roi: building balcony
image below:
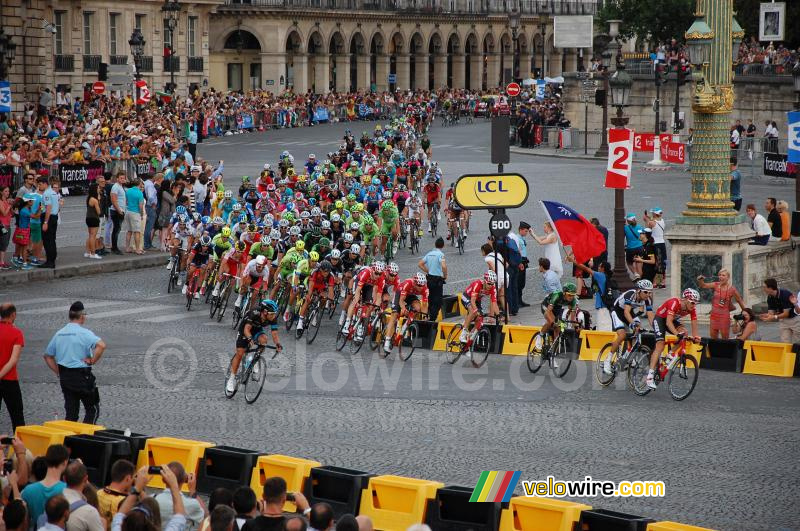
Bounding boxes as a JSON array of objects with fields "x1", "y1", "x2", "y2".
[
  {"x1": 55, "y1": 55, "x2": 74, "y2": 72},
  {"x1": 138, "y1": 56, "x2": 154, "y2": 73},
  {"x1": 164, "y1": 55, "x2": 181, "y2": 72},
  {"x1": 188, "y1": 57, "x2": 204, "y2": 72},
  {"x1": 83, "y1": 54, "x2": 101, "y2": 72},
  {"x1": 110, "y1": 55, "x2": 130, "y2": 65},
  {"x1": 221, "y1": 0, "x2": 598, "y2": 13}
]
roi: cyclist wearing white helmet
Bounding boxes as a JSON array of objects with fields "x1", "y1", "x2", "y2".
[
  {"x1": 237, "y1": 254, "x2": 270, "y2": 308},
  {"x1": 459, "y1": 271, "x2": 500, "y2": 344},
  {"x1": 646, "y1": 288, "x2": 701, "y2": 390},
  {"x1": 603, "y1": 279, "x2": 655, "y2": 375},
  {"x1": 383, "y1": 272, "x2": 430, "y2": 355},
  {"x1": 341, "y1": 260, "x2": 386, "y2": 335}
]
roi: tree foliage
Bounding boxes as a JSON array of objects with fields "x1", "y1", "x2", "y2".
[
  {"x1": 598, "y1": 0, "x2": 695, "y2": 46},
  {"x1": 733, "y1": 0, "x2": 799, "y2": 48}
]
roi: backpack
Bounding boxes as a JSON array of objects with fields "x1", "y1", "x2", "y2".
[{"x1": 599, "y1": 277, "x2": 620, "y2": 310}]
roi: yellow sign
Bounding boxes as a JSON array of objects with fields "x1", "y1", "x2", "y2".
[{"x1": 453, "y1": 173, "x2": 529, "y2": 210}]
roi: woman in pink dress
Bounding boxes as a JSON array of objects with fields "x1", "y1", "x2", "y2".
[{"x1": 697, "y1": 268, "x2": 745, "y2": 339}]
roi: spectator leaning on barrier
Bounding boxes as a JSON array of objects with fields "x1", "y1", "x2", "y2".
[
  {"x1": 0, "y1": 303, "x2": 26, "y2": 430},
  {"x1": 241, "y1": 477, "x2": 310, "y2": 531},
  {"x1": 62, "y1": 461, "x2": 105, "y2": 531},
  {"x1": 43, "y1": 301, "x2": 106, "y2": 424},
  {"x1": 98, "y1": 460, "x2": 137, "y2": 526},
  {"x1": 732, "y1": 308, "x2": 760, "y2": 342},
  {"x1": 760, "y1": 278, "x2": 800, "y2": 343},
  {"x1": 109, "y1": 173, "x2": 127, "y2": 255},
  {"x1": 154, "y1": 462, "x2": 206, "y2": 531},
  {"x1": 509, "y1": 222, "x2": 531, "y2": 308},
  {"x1": 21, "y1": 444, "x2": 68, "y2": 527}
]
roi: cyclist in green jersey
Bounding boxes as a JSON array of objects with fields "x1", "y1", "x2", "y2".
[
  {"x1": 378, "y1": 199, "x2": 399, "y2": 256},
  {"x1": 285, "y1": 251, "x2": 320, "y2": 321}
]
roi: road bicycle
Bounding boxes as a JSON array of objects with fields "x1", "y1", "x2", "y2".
[
  {"x1": 326, "y1": 278, "x2": 342, "y2": 319},
  {"x1": 629, "y1": 334, "x2": 700, "y2": 401},
  {"x1": 526, "y1": 320, "x2": 580, "y2": 378},
  {"x1": 211, "y1": 273, "x2": 238, "y2": 321},
  {"x1": 224, "y1": 344, "x2": 279, "y2": 404},
  {"x1": 204, "y1": 260, "x2": 222, "y2": 304},
  {"x1": 406, "y1": 217, "x2": 421, "y2": 254},
  {"x1": 336, "y1": 302, "x2": 382, "y2": 355},
  {"x1": 428, "y1": 203, "x2": 439, "y2": 237},
  {"x1": 166, "y1": 247, "x2": 184, "y2": 294},
  {"x1": 455, "y1": 224, "x2": 466, "y2": 255},
  {"x1": 445, "y1": 311, "x2": 499, "y2": 368},
  {"x1": 381, "y1": 309, "x2": 427, "y2": 361},
  {"x1": 286, "y1": 282, "x2": 307, "y2": 333},
  {"x1": 297, "y1": 292, "x2": 326, "y2": 344},
  {"x1": 273, "y1": 276, "x2": 291, "y2": 316},
  {"x1": 184, "y1": 266, "x2": 203, "y2": 311},
  {"x1": 231, "y1": 284, "x2": 266, "y2": 330},
  {"x1": 595, "y1": 324, "x2": 650, "y2": 388}
]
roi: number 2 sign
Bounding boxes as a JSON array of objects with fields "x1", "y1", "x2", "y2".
[{"x1": 605, "y1": 128, "x2": 634, "y2": 189}]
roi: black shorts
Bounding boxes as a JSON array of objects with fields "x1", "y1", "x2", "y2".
[
  {"x1": 359, "y1": 284, "x2": 374, "y2": 303},
  {"x1": 392, "y1": 292, "x2": 419, "y2": 313},
  {"x1": 85, "y1": 218, "x2": 100, "y2": 228},
  {"x1": 625, "y1": 248, "x2": 644, "y2": 264},
  {"x1": 653, "y1": 316, "x2": 682, "y2": 341},
  {"x1": 235, "y1": 330, "x2": 265, "y2": 349},
  {"x1": 461, "y1": 294, "x2": 483, "y2": 314}
]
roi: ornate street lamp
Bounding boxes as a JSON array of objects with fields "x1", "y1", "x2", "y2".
[
  {"x1": 609, "y1": 64, "x2": 632, "y2": 127},
  {"x1": 162, "y1": 0, "x2": 181, "y2": 93},
  {"x1": 608, "y1": 55, "x2": 633, "y2": 289},
  {"x1": 593, "y1": 45, "x2": 614, "y2": 157},
  {"x1": 731, "y1": 17, "x2": 743, "y2": 62},
  {"x1": 685, "y1": 18, "x2": 713, "y2": 67},
  {"x1": 129, "y1": 29, "x2": 145, "y2": 108},
  {"x1": 0, "y1": 29, "x2": 16, "y2": 80}
]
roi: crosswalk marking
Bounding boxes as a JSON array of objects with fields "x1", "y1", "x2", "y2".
[
  {"x1": 137, "y1": 313, "x2": 194, "y2": 323},
  {"x1": 11, "y1": 297, "x2": 65, "y2": 306},
  {"x1": 436, "y1": 144, "x2": 453, "y2": 148},
  {"x1": 17, "y1": 301, "x2": 120, "y2": 315},
  {"x1": 88, "y1": 304, "x2": 174, "y2": 319}
]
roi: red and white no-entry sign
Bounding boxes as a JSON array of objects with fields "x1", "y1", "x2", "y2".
[
  {"x1": 92, "y1": 81, "x2": 105, "y2": 95},
  {"x1": 506, "y1": 82, "x2": 521, "y2": 97}
]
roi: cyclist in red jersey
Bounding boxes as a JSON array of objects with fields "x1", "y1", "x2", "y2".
[
  {"x1": 296, "y1": 260, "x2": 336, "y2": 332},
  {"x1": 383, "y1": 272, "x2": 430, "y2": 354},
  {"x1": 459, "y1": 271, "x2": 500, "y2": 343},
  {"x1": 342, "y1": 261, "x2": 386, "y2": 335},
  {"x1": 381, "y1": 262, "x2": 402, "y2": 305},
  {"x1": 648, "y1": 288, "x2": 701, "y2": 390},
  {"x1": 423, "y1": 177, "x2": 441, "y2": 232}
]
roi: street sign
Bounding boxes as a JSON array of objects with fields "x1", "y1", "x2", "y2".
[
  {"x1": 489, "y1": 212, "x2": 512, "y2": 239},
  {"x1": 0, "y1": 81, "x2": 11, "y2": 113},
  {"x1": 506, "y1": 82, "x2": 521, "y2": 97},
  {"x1": 788, "y1": 110, "x2": 800, "y2": 163},
  {"x1": 388, "y1": 73, "x2": 396, "y2": 84},
  {"x1": 453, "y1": 173, "x2": 529, "y2": 210},
  {"x1": 92, "y1": 81, "x2": 105, "y2": 95},
  {"x1": 135, "y1": 80, "x2": 151, "y2": 104},
  {"x1": 605, "y1": 128, "x2": 633, "y2": 188}
]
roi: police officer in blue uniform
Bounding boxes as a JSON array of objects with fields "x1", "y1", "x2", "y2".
[{"x1": 44, "y1": 302, "x2": 106, "y2": 423}]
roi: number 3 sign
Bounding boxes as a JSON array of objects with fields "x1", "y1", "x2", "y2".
[{"x1": 605, "y1": 128, "x2": 634, "y2": 189}]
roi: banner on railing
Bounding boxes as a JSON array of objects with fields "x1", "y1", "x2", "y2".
[
  {"x1": 358, "y1": 104, "x2": 373, "y2": 118},
  {"x1": 764, "y1": 152, "x2": 797, "y2": 178},
  {"x1": 0, "y1": 165, "x2": 14, "y2": 190},
  {"x1": 239, "y1": 114, "x2": 254, "y2": 129},
  {"x1": 314, "y1": 107, "x2": 330, "y2": 123},
  {"x1": 660, "y1": 141, "x2": 686, "y2": 164},
  {"x1": 135, "y1": 158, "x2": 154, "y2": 178},
  {"x1": 58, "y1": 161, "x2": 105, "y2": 190},
  {"x1": 535, "y1": 80, "x2": 546, "y2": 100},
  {"x1": 788, "y1": 110, "x2": 800, "y2": 163},
  {"x1": 633, "y1": 133, "x2": 672, "y2": 152},
  {"x1": 605, "y1": 128, "x2": 633, "y2": 189}
]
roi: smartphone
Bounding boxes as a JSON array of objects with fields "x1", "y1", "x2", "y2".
[
  {"x1": 148, "y1": 466, "x2": 162, "y2": 474},
  {"x1": 3, "y1": 461, "x2": 12, "y2": 474},
  {"x1": 285, "y1": 493, "x2": 296, "y2": 502},
  {"x1": 0, "y1": 437, "x2": 13, "y2": 445}
]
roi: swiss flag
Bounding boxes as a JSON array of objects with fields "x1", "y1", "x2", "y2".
[{"x1": 540, "y1": 200, "x2": 607, "y2": 265}]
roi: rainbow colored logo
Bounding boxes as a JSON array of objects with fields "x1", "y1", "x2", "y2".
[{"x1": 469, "y1": 471, "x2": 521, "y2": 502}]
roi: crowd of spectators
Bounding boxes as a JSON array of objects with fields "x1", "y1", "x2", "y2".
[{"x1": 736, "y1": 37, "x2": 799, "y2": 69}]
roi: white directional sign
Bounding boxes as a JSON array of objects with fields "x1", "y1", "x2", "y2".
[{"x1": 788, "y1": 110, "x2": 800, "y2": 163}]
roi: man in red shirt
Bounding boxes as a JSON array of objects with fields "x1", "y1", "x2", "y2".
[{"x1": 0, "y1": 304, "x2": 25, "y2": 429}]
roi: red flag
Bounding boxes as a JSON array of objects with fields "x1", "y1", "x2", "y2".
[{"x1": 540, "y1": 200, "x2": 607, "y2": 265}]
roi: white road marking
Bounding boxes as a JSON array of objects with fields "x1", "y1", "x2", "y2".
[
  {"x1": 17, "y1": 301, "x2": 120, "y2": 315},
  {"x1": 137, "y1": 313, "x2": 193, "y2": 323},
  {"x1": 87, "y1": 304, "x2": 175, "y2": 319},
  {"x1": 9, "y1": 297, "x2": 66, "y2": 306}
]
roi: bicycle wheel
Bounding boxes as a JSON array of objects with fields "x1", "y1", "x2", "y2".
[
  {"x1": 445, "y1": 324, "x2": 464, "y2": 364},
  {"x1": 327, "y1": 286, "x2": 340, "y2": 318},
  {"x1": 335, "y1": 323, "x2": 348, "y2": 351},
  {"x1": 204, "y1": 269, "x2": 216, "y2": 304},
  {"x1": 626, "y1": 345, "x2": 651, "y2": 391},
  {"x1": 167, "y1": 266, "x2": 177, "y2": 293},
  {"x1": 526, "y1": 332, "x2": 545, "y2": 373},
  {"x1": 668, "y1": 354, "x2": 698, "y2": 401},
  {"x1": 306, "y1": 304, "x2": 322, "y2": 344},
  {"x1": 398, "y1": 323, "x2": 418, "y2": 361},
  {"x1": 369, "y1": 313, "x2": 384, "y2": 351},
  {"x1": 243, "y1": 354, "x2": 267, "y2": 404},
  {"x1": 350, "y1": 317, "x2": 367, "y2": 354},
  {"x1": 217, "y1": 282, "x2": 231, "y2": 322},
  {"x1": 224, "y1": 357, "x2": 239, "y2": 399},
  {"x1": 470, "y1": 328, "x2": 491, "y2": 368},
  {"x1": 628, "y1": 349, "x2": 653, "y2": 396},
  {"x1": 457, "y1": 230, "x2": 465, "y2": 255},
  {"x1": 595, "y1": 343, "x2": 620, "y2": 387},
  {"x1": 550, "y1": 336, "x2": 572, "y2": 378},
  {"x1": 186, "y1": 275, "x2": 197, "y2": 311}
]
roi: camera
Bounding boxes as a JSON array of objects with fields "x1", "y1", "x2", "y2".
[
  {"x1": 3, "y1": 461, "x2": 13, "y2": 474},
  {"x1": 733, "y1": 313, "x2": 745, "y2": 321},
  {"x1": 285, "y1": 493, "x2": 296, "y2": 502},
  {"x1": 148, "y1": 466, "x2": 162, "y2": 474}
]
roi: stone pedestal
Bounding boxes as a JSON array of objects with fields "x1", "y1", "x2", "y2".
[{"x1": 665, "y1": 223, "x2": 754, "y2": 317}]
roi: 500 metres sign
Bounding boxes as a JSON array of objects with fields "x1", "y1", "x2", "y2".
[{"x1": 453, "y1": 173, "x2": 529, "y2": 210}]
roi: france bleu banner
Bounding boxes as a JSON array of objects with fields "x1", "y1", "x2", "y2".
[
  {"x1": 240, "y1": 114, "x2": 254, "y2": 129},
  {"x1": 788, "y1": 111, "x2": 800, "y2": 164},
  {"x1": 535, "y1": 80, "x2": 546, "y2": 100},
  {"x1": 314, "y1": 106, "x2": 329, "y2": 122},
  {"x1": 0, "y1": 81, "x2": 11, "y2": 113}
]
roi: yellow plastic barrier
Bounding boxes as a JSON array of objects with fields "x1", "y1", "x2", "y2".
[
  {"x1": 432, "y1": 322, "x2": 461, "y2": 351},
  {"x1": 501, "y1": 325, "x2": 541, "y2": 355},
  {"x1": 14, "y1": 425, "x2": 76, "y2": 457},
  {"x1": 43, "y1": 420, "x2": 105, "y2": 435},
  {"x1": 250, "y1": 455, "x2": 321, "y2": 513},
  {"x1": 456, "y1": 292, "x2": 468, "y2": 316},
  {"x1": 647, "y1": 521, "x2": 718, "y2": 531},
  {"x1": 136, "y1": 437, "x2": 214, "y2": 491},
  {"x1": 742, "y1": 340, "x2": 797, "y2": 377},
  {"x1": 358, "y1": 475, "x2": 444, "y2": 531},
  {"x1": 664, "y1": 335, "x2": 704, "y2": 358},
  {"x1": 578, "y1": 330, "x2": 617, "y2": 360},
  {"x1": 499, "y1": 496, "x2": 591, "y2": 531}
]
